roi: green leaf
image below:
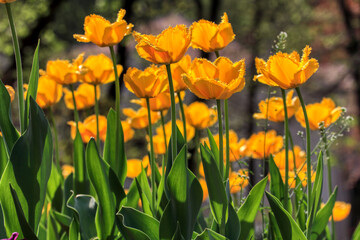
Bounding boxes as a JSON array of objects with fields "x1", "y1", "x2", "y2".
[
  {"x1": 194, "y1": 228, "x2": 228, "y2": 240},
  {"x1": 86, "y1": 139, "x2": 126, "y2": 239},
  {"x1": 47, "y1": 163, "x2": 63, "y2": 212},
  {"x1": 352, "y1": 221, "x2": 360, "y2": 240},
  {"x1": 24, "y1": 41, "x2": 40, "y2": 130},
  {"x1": 0, "y1": 205, "x2": 6, "y2": 238},
  {"x1": 200, "y1": 144, "x2": 228, "y2": 227},
  {"x1": 237, "y1": 176, "x2": 268, "y2": 240},
  {"x1": 116, "y1": 214, "x2": 150, "y2": 240},
  {"x1": 9, "y1": 184, "x2": 38, "y2": 240},
  {"x1": 266, "y1": 192, "x2": 306, "y2": 240},
  {"x1": 47, "y1": 211, "x2": 60, "y2": 240},
  {"x1": 294, "y1": 176, "x2": 306, "y2": 231},
  {"x1": 66, "y1": 192, "x2": 97, "y2": 239},
  {"x1": 310, "y1": 187, "x2": 337, "y2": 240},
  {"x1": 104, "y1": 108, "x2": 127, "y2": 184},
  {"x1": 0, "y1": 98, "x2": 52, "y2": 237},
  {"x1": 69, "y1": 219, "x2": 80, "y2": 240},
  {"x1": 165, "y1": 127, "x2": 186, "y2": 183},
  {"x1": 225, "y1": 203, "x2": 240, "y2": 240},
  {"x1": 269, "y1": 155, "x2": 284, "y2": 202},
  {"x1": 73, "y1": 129, "x2": 89, "y2": 195},
  {"x1": 206, "y1": 129, "x2": 220, "y2": 171},
  {"x1": 307, "y1": 152, "x2": 324, "y2": 231},
  {"x1": 135, "y1": 168, "x2": 153, "y2": 216},
  {"x1": 0, "y1": 135, "x2": 9, "y2": 178},
  {"x1": 269, "y1": 212, "x2": 283, "y2": 240},
  {"x1": 117, "y1": 207, "x2": 160, "y2": 240},
  {"x1": 52, "y1": 210, "x2": 72, "y2": 227},
  {"x1": 0, "y1": 80, "x2": 20, "y2": 153},
  {"x1": 125, "y1": 179, "x2": 140, "y2": 209},
  {"x1": 62, "y1": 173, "x2": 73, "y2": 217}
]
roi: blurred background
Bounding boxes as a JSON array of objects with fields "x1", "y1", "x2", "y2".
[{"x1": 0, "y1": 0, "x2": 359, "y2": 239}]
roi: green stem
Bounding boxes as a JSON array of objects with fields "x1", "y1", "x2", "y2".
[
  {"x1": 48, "y1": 107, "x2": 60, "y2": 170},
  {"x1": 146, "y1": 98, "x2": 157, "y2": 215},
  {"x1": 281, "y1": 89, "x2": 289, "y2": 210},
  {"x1": 70, "y1": 84, "x2": 79, "y2": 128},
  {"x1": 109, "y1": 46, "x2": 121, "y2": 174},
  {"x1": 177, "y1": 93, "x2": 187, "y2": 162},
  {"x1": 321, "y1": 129, "x2": 335, "y2": 240},
  {"x1": 94, "y1": 85, "x2": 100, "y2": 148},
  {"x1": 295, "y1": 87, "x2": 312, "y2": 238},
  {"x1": 224, "y1": 99, "x2": 230, "y2": 180},
  {"x1": 195, "y1": 129, "x2": 201, "y2": 176},
  {"x1": 216, "y1": 100, "x2": 224, "y2": 179},
  {"x1": 6, "y1": 3, "x2": 24, "y2": 133},
  {"x1": 166, "y1": 64, "x2": 177, "y2": 161},
  {"x1": 160, "y1": 111, "x2": 168, "y2": 165}
]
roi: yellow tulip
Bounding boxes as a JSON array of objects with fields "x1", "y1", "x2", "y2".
[
  {"x1": 295, "y1": 98, "x2": 343, "y2": 130},
  {"x1": 124, "y1": 65, "x2": 168, "y2": 98},
  {"x1": 24, "y1": 75, "x2": 63, "y2": 109},
  {"x1": 152, "y1": 135, "x2": 167, "y2": 155},
  {"x1": 63, "y1": 83, "x2": 100, "y2": 110},
  {"x1": 246, "y1": 130, "x2": 283, "y2": 159},
  {"x1": 321, "y1": 201, "x2": 351, "y2": 222},
  {"x1": 133, "y1": 25, "x2": 191, "y2": 64},
  {"x1": 184, "y1": 101, "x2": 217, "y2": 129},
  {"x1": 5, "y1": 85, "x2": 15, "y2": 102},
  {"x1": 123, "y1": 107, "x2": 160, "y2": 129},
  {"x1": 74, "y1": 9, "x2": 133, "y2": 47},
  {"x1": 276, "y1": 168, "x2": 315, "y2": 188},
  {"x1": 157, "y1": 119, "x2": 195, "y2": 142},
  {"x1": 127, "y1": 156, "x2": 150, "y2": 178},
  {"x1": 61, "y1": 165, "x2": 74, "y2": 179},
  {"x1": 182, "y1": 57, "x2": 245, "y2": 99},
  {"x1": 273, "y1": 145, "x2": 306, "y2": 171},
  {"x1": 253, "y1": 89, "x2": 300, "y2": 122},
  {"x1": 190, "y1": 13, "x2": 235, "y2": 52},
  {"x1": 169, "y1": 54, "x2": 191, "y2": 92},
  {"x1": 68, "y1": 114, "x2": 107, "y2": 143},
  {"x1": 121, "y1": 120, "x2": 135, "y2": 143},
  {"x1": 229, "y1": 169, "x2": 249, "y2": 194},
  {"x1": 45, "y1": 53, "x2": 84, "y2": 85},
  {"x1": 254, "y1": 46, "x2": 319, "y2": 89},
  {"x1": 131, "y1": 92, "x2": 184, "y2": 112},
  {"x1": 80, "y1": 54, "x2": 123, "y2": 85}
]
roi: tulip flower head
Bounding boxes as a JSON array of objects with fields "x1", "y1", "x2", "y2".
[
  {"x1": 5, "y1": 85, "x2": 15, "y2": 102},
  {"x1": 170, "y1": 54, "x2": 191, "y2": 92},
  {"x1": 80, "y1": 54, "x2": 123, "y2": 85},
  {"x1": 184, "y1": 101, "x2": 217, "y2": 129},
  {"x1": 127, "y1": 156, "x2": 150, "y2": 178},
  {"x1": 133, "y1": 25, "x2": 191, "y2": 65},
  {"x1": 253, "y1": 90, "x2": 300, "y2": 122},
  {"x1": 45, "y1": 53, "x2": 84, "y2": 85},
  {"x1": 295, "y1": 98, "x2": 343, "y2": 130},
  {"x1": 183, "y1": 57, "x2": 246, "y2": 99},
  {"x1": 190, "y1": 12, "x2": 235, "y2": 52},
  {"x1": 63, "y1": 83, "x2": 100, "y2": 110},
  {"x1": 157, "y1": 119, "x2": 195, "y2": 142},
  {"x1": 246, "y1": 130, "x2": 283, "y2": 159},
  {"x1": 229, "y1": 169, "x2": 249, "y2": 194},
  {"x1": 123, "y1": 107, "x2": 160, "y2": 129},
  {"x1": 131, "y1": 92, "x2": 174, "y2": 112},
  {"x1": 24, "y1": 75, "x2": 63, "y2": 109},
  {"x1": 124, "y1": 65, "x2": 168, "y2": 98},
  {"x1": 61, "y1": 165, "x2": 74, "y2": 179},
  {"x1": 273, "y1": 145, "x2": 306, "y2": 171},
  {"x1": 68, "y1": 115, "x2": 107, "y2": 143},
  {"x1": 321, "y1": 201, "x2": 351, "y2": 222},
  {"x1": 74, "y1": 9, "x2": 133, "y2": 47},
  {"x1": 254, "y1": 46, "x2": 319, "y2": 89}
]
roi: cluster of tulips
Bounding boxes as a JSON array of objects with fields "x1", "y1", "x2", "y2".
[{"x1": 0, "y1": 0, "x2": 357, "y2": 240}]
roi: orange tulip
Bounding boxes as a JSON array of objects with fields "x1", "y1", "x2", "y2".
[
  {"x1": 229, "y1": 169, "x2": 249, "y2": 194},
  {"x1": 0, "y1": 0, "x2": 16, "y2": 3},
  {"x1": 273, "y1": 145, "x2": 306, "y2": 171},
  {"x1": 295, "y1": 98, "x2": 343, "y2": 130},
  {"x1": 63, "y1": 83, "x2": 100, "y2": 110},
  {"x1": 61, "y1": 165, "x2": 74, "y2": 179},
  {"x1": 152, "y1": 135, "x2": 167, "y2": 155},
  {"x1": 246, "y1": 130, "x2": 283, "y2": 159},
  {"x1": 5, "y1": 85, "x2": 15, "y2": 102},
  {"x1": 184, "y1": 101, "x2": 217, "y2": 129},
  {"x1": 254, "y1": 45, "x2": 319, "y2": 89},
  {"x1": 321, "y1": 201, "x2": 351, "y2": 222},
  {"x1": 124, "y1": 65, "x2": 168, "y2": 98},
  {"x1": 68, "y1": 115, "x2": 107, "y2": 143},
  {"x1": 157, "y1": 119, "x2": 195, "y2": 142},
  {"x1": 80, "y1": 54, "x2": 123, "y2": 85},
  {"x1": 169, "y1": 54, "x2": 191, "y2": 92},
  {"x1": 24, "y1": 75, "x2": 63, "y2": 109},
  {"x1": 74, "y1": 9, "x2": 133, "y2": 47},
  {"x1": 131, "y1": 92, "x2": 184, "y2": 112},
  {"x1": 133, "y1": 25, "x2": 191, "y2": 65},
  {"x1": 45, "y1": 53, "x2": 84, "y2": 85},
  {"x1": 123, "y1": 107, "x2": 160, "y2": 129},
  {"x1": 253, "y1": 90, "x2": 300, "y2": 122},
  {"x1": 199, "y1": 178, "x2": 208, "y2": 202},
  {"x1": 277, "y1": 168, "x2": 315, "y2": 188},
  {"x1": 121, "y1": 120, "x2": 135, "y2": 143},
  {"x1": 182, "y1": 57, "x2": 246, "y2": 99},
  {"x1": 190, "y1": 13, "x2": 235, "y2": 52},
  {"x1": 127, "y1": 156, "x2": 150, "y2": 178}
]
